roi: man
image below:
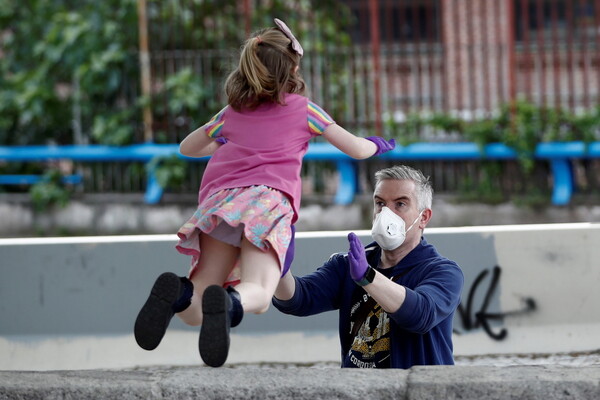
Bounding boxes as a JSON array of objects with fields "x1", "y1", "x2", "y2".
[{"x1": 273, "y1": 165, "x2": 464, "y2": 369}]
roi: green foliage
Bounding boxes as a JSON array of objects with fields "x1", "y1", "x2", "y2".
[
  {"x1": 388, "y1": 100, "x2": 600, "y2": 204},
  {"x1": 428, "y1": 113, "x2": 464, "y2": 134},
  {"x1": 146, "y1": 0, "x2": 241, "y2": 50},
  {"x1": 164, "y1": 68, "x2": 206, "y2": 115},
  {"x1": 91, "y1": 110, "x2": 136, "y2": 146},
  {"x1": 456, "y1": 162, "x2": 506, "y2": 204},
  {"x1": 0, "y1": 0, "x2": 139, "y2": 145},
  {"x1": 1, "y1": 0, "x2": 353, "y2": 145},
  {"x1": 512, "y1": 188, "x2": 551, "y2": 209},
  {"x1": 1, "y1": 0, "x2": 355, "y2": 208},
  {"x1": 29, "y1": 170, "x2": 72, "y2": 212},
  {"x1": 147, "y1": 155, "x2": 187, "y2": 190},
  {"x1": 386, "y1": 113, "x2": 426, "y2": 146},
  {"x1": 390, "y1": 99, "x2": 600, "y2": 167},
  {"x1": 151, "y1": 67, "x2": 210, "y2": 135}
]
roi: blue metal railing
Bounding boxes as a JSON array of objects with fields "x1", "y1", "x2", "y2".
[{"x1": 2, "y1": 142, "x2": 599, "y2": 205}]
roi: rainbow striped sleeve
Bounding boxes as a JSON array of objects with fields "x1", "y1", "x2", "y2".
[
  {"x1": 308, "y1": 101, "x2": 335, "y2": 135},
  {"x1": 204, "y1": 106, "x2": 228, "y2": 138}
]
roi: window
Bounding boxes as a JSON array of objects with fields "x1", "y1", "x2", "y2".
[
  {"x1": 514, "y1": 0, "x2": 597, "y2": 43},
  {"x1": 343, "y1": 0, "x2": 441, "y2": 44}
]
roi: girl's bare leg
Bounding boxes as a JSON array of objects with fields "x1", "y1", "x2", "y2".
[
  {"x1": 198, "y1": 236, "x2": 281, "y2": 367},
  {"x1": 235, "y1": 236, "x2": 281, "y2": 314},
  {"x1": 177, "y1": 233, "x2": 239, "y2": 326}
]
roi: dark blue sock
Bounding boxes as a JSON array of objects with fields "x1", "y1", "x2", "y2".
[
  {"x1": 226, "y1": 285, "x2": 244, "y2": 327},
  {"x1": 171, "y1": 277, "x2": 193, "y2": 313}
]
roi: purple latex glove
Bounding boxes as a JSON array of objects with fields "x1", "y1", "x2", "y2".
[
  {"x1": 347, "y1": 232, "x2": 369, "y2": 281},
  {"x1": 215, "y1": 137, "x2": 228, "y2": 145},
  {"x1": 281, "y1": 225, "x2": 295, "y2": 276},
  {"x1": 366, "y1": 136, "x2": 396, "y2": 156}
]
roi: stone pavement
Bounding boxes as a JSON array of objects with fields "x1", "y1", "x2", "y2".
[{"x1": 1, "y1": 364, "x2": 599, "y2": 400}]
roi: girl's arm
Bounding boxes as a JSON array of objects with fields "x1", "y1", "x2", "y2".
[
  {"x1": 322, "y1": 124, "x2": 394, "y2": 159},
  {"x1": 179, "y1": 126, "x2": 220, "y2": 157}
]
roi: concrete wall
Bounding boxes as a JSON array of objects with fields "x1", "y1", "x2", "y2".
[
  {"x1": 1, "y1": 223, "x2": 599, "y2": 370},
  {"x1": 3, "y1": 196, "x2": 600, "y2": 237}
]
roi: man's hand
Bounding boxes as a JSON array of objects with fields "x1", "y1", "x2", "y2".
[
  {"x1": 347, "y1": 232, "x2": 369, "y2": 281},
  {"x1": 366, "y1": 136, "x2": 396, "y2": 156}
]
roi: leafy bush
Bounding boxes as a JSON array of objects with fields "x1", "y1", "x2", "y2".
[
  {"x1": 391, "y1": 100, "x2": 600, "y2": 171},
  {"x1": 147, "y1": 155, "x2": 187, "y2": 190},
  {"x1": 0, "y1": 0, "x2": 139, "y2": 145},
  {"x1": 29, "y1": 170, "x2": 72, "y2": 211}
]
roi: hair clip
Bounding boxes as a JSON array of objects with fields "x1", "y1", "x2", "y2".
[{"x1": 274, "y1": 18, "x2": 304, "y2": 57}]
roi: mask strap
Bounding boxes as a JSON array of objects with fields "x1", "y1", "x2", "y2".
[{"x1": 405, "y1": 210, "x2": 424, "y2": 234}]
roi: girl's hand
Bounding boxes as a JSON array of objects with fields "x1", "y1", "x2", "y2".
[
  {"x1": 366, "y1": 136, "x2": 396, "y2": 156},
  {"x1": 322, "y1": 124, "x2": 394, "y2": 159}
]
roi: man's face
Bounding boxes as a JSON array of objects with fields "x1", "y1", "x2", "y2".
[{"x1": 372, "y1": 179, "x2": 423, "y2": 244}]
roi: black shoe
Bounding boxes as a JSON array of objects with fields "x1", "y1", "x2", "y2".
[
  {"x1": 134, "y1": 272, "x2": 182, "y2": 351},
  {"x1": 199, "y1": 285, "x2": 231, "y2": 367}
]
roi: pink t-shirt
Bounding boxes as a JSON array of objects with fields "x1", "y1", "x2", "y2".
[{"x1": 198, "y1": 93, "x2": 335, "y2": 223}]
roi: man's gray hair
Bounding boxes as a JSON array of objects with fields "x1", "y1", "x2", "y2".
[{"x1": 374, "y1": 165, "x2": 433, "y2": 211}]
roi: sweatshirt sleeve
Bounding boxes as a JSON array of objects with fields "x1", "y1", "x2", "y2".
[
  {"x1": 272, "y1": 253, "x2": 346, "y2": 316},
  {"x1": 390, "y1": 261, "x2": 464, "y2": 334}
]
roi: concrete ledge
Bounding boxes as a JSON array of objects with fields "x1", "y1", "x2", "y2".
[
  {"x1": 409, "y1": 365, "x2": 600, "y2": 399},
  {"x1": 1, "y1": 365, "x2": 599, "y2": 400}
]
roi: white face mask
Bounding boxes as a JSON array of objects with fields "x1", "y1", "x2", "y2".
[{"x1": 371, "y1": 207, "x2": 422, "y2": 251}]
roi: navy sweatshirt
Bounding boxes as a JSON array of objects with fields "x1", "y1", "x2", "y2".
[{"x1": 272, "y1": 237, "x2": 464, "y2": 369}]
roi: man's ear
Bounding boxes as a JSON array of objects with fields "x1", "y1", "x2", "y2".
[{"x1": 420, "y1": 208, "x2": 432, "y2": 229}]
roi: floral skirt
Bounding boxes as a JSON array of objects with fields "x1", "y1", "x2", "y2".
[{"x1": 176, "y1": 185, "x2": 293, "y2": 286}]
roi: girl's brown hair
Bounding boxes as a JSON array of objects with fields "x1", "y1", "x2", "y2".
[{"x1": 225, "y1": 27, "x2": 306, "y2": 111}]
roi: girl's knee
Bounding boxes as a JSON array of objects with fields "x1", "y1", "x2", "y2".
[
  {"x1": 251, "y1": 292, "x2": 272, "y2": 314},
  {"x1": 254, "y1": 302, "x2": 270, "y2": 315}
]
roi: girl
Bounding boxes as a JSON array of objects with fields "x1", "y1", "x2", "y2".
[{"x1": 134, "y1": 18, "x2": 395, "y2": 367}]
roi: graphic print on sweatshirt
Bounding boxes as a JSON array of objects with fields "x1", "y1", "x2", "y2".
[{"x1": 344, "y1": 290, "x2": 391, "y2": 368}]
